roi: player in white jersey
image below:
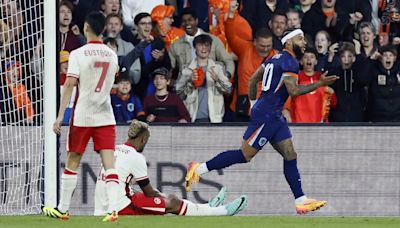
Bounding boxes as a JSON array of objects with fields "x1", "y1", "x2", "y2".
[
  {"x1": 43, "y1": 12, "x2": 120, "y2": 222},
  {"x1": 94, "y1": 120, "x2": 248, "y2": 216}
]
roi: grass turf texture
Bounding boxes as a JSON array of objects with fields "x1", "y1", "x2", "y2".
[{"x1": 1, "y1": 216, "x2": 400, "y2": 228}]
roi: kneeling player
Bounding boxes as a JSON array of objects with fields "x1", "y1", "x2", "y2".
[{"x1": 94, "y1": 120, "x2": 247, "y2": 217}]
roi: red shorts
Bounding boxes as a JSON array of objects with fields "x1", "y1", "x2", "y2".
[
  {"x1": 119, "y1": 192, "x2": 166, "y2": 215},
  {"x1": 67, "y1": 125, "x2": 115, "y2": 154}
]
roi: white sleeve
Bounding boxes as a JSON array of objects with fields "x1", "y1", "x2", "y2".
[
  {"x1": 130, "y1": 156, "x2": 148, "y2": 181},
  {"x1": 67, "y1": 50, "x2": 80, "y2": 78},
  {"x1": 121, "y1": 0, "x2": 134, "y2": 28},
  {"x1": 113, "y1": 54, "x2": 119, "y2": 74},
  {"x1": 121, "y1": 0, "x2": 144, "y2": 28}
]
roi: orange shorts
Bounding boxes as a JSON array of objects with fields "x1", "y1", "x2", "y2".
[
  {"x1": 67, "y1": 125, "x2": 115, "y2": 154},
  {"x1": 119, "y1": 192, "x2": 166, "y2": 215}
]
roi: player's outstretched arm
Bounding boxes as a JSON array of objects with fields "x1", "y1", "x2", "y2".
[
  {"x1": 283, "y1": 72, "x2": 338, "y2": 97},
  {"x1": 53, "y1": 77, "x2": 78, "y2": 134}
]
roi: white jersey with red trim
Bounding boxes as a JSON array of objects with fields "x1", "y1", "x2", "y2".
[
  {"x1": 95, "y1": 143, "x2": 148, "y2": 215},
  {"x1": 67, "y1": 41, "x2": 119, "y2": 127}
]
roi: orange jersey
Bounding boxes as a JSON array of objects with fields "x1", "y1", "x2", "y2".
[
  {"x1": 10, "y1": 83, "x2": 34, "y2": 121},
  {"x1": 225, "y1": 15, "x2": 277, "y2": 96},
  {"x1": 225, "y1": 15, "x2": 278, "y2": 112},
  {"x1": 288, "y1": 71, "x2": 330, "y2": 123},
  {"x1": 209, "y1": 0, "x2": 230, "y2": 52},
  {"x1": 163, "y1": 27, "x2": 185, "y2": 49}
]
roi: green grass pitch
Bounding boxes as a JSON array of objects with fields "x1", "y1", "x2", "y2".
[{"x1": 1, "y1": 216, "x2": 400, "y2": 228}]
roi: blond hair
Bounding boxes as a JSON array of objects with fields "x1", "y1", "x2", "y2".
[{"x1": 128, "y1": 120, "x2": 149, "y2": 139}]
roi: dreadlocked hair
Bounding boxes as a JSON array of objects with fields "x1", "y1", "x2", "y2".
[{"x1": 128, "y1": 120, "x2": 149, "y2": 139}]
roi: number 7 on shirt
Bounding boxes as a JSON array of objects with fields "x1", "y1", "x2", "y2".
[{"x1": 94, "y1": 61, "x2": 110, "y2": 92}]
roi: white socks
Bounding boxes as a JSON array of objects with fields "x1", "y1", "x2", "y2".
[
  {"x1": 57, "y1": 168, "x2": 78, "y2": 213},
  {"x1": 104, "y1": 168, "x2": 120, "y2": 213},
  {"x1": 197, "y1": 163, "x2": 209, "y2": 175},
  {"x1": 179, "y1": 200, "x2": 227, "y2": 216},
  {"x1": 295, "y1": 195, "x2": 308, "y2": 205}
]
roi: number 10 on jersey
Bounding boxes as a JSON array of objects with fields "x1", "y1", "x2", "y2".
[{"x1": 262, "y1": 63, "x2": 274, "y2": 92}]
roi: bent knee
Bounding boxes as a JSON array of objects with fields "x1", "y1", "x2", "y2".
[
  {"x1": 284, "y1": 151, "x2": 297, "y2": 161},
  {"x1": 243, "y1": 153, "x2": 255, "y2": 162},
  {"x1": 166, "y1": 194, "x2": 181, "y2": 212},
  {"x1": 241, "y1": 143, "x2": 259, "y2": 162}
]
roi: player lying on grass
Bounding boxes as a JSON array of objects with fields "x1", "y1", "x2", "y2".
[{"x1": 94, "y1": 120, "x2": 248, "y2": 216}]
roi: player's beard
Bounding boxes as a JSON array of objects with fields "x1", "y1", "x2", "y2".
[{"x1": 293, "y1": 43, "x2": 304, "y2": 60}]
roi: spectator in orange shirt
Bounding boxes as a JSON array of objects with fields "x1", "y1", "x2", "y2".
[
  {"x1": 208, "y1": 0, "x2": 253, "y2": 55},
  {"x1": 208, "y1": 0, "x2": 230, "y2": 52},
  {"x1": 151, "y1": 5, "x2": 185, "y2": 49},
  {"x1": 284, "y1": 48, "x2": 335, "y2": 123},
  {"x1": 225, "y1": 2, "x2": 278, "y2": 121},
  {"x1": 2, "y1": 60, "x2": 35, "y2": 124}
]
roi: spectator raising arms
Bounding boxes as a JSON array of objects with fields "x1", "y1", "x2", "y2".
[
  {"x1": 1, "y1": 60, "x2": 34, "y2": 124},
  {"x1": 59, "y1": 0, "x2": 85, "y2": 52},
  {"x1": 132, "y1": 12, "x2": 171, "y2": 101},
  {"x1": 326, "y1": 42, "x2": 368, "y2": 122},
  {"x1": 362, "y1": 46, "x2": 400, "y2": 122},
  {"x1": 224, "y1": 2, "x2": 278, "y2": 121},
  {"x1": 208, "y1": 0, "x2": 238, "y2": 53},
  {"x1": 120, "y1": 0, "x2": 144, "y2": 29}
]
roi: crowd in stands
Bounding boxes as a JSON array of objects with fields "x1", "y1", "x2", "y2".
[{"x1": 1, "y1": 0, "x2": 400, "y2": 125}]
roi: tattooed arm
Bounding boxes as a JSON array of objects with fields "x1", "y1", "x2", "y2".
[
  {"x1": 283, "y1": 71, "x2": 338, "y2": 97},
  {"x1": 248, "y1": 66, "x2": 264, "y2": 100}
]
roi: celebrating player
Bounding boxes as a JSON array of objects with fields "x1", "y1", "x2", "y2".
[
  {"x1": 185, "y1": 28, "x2": 338, "y2": 214},
  {"x1": 43, "y1": 12, "x2": 121, "y2": 222},
  {"x1": 94, "y1": 120, "x2": 248, "y2": 216}
]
